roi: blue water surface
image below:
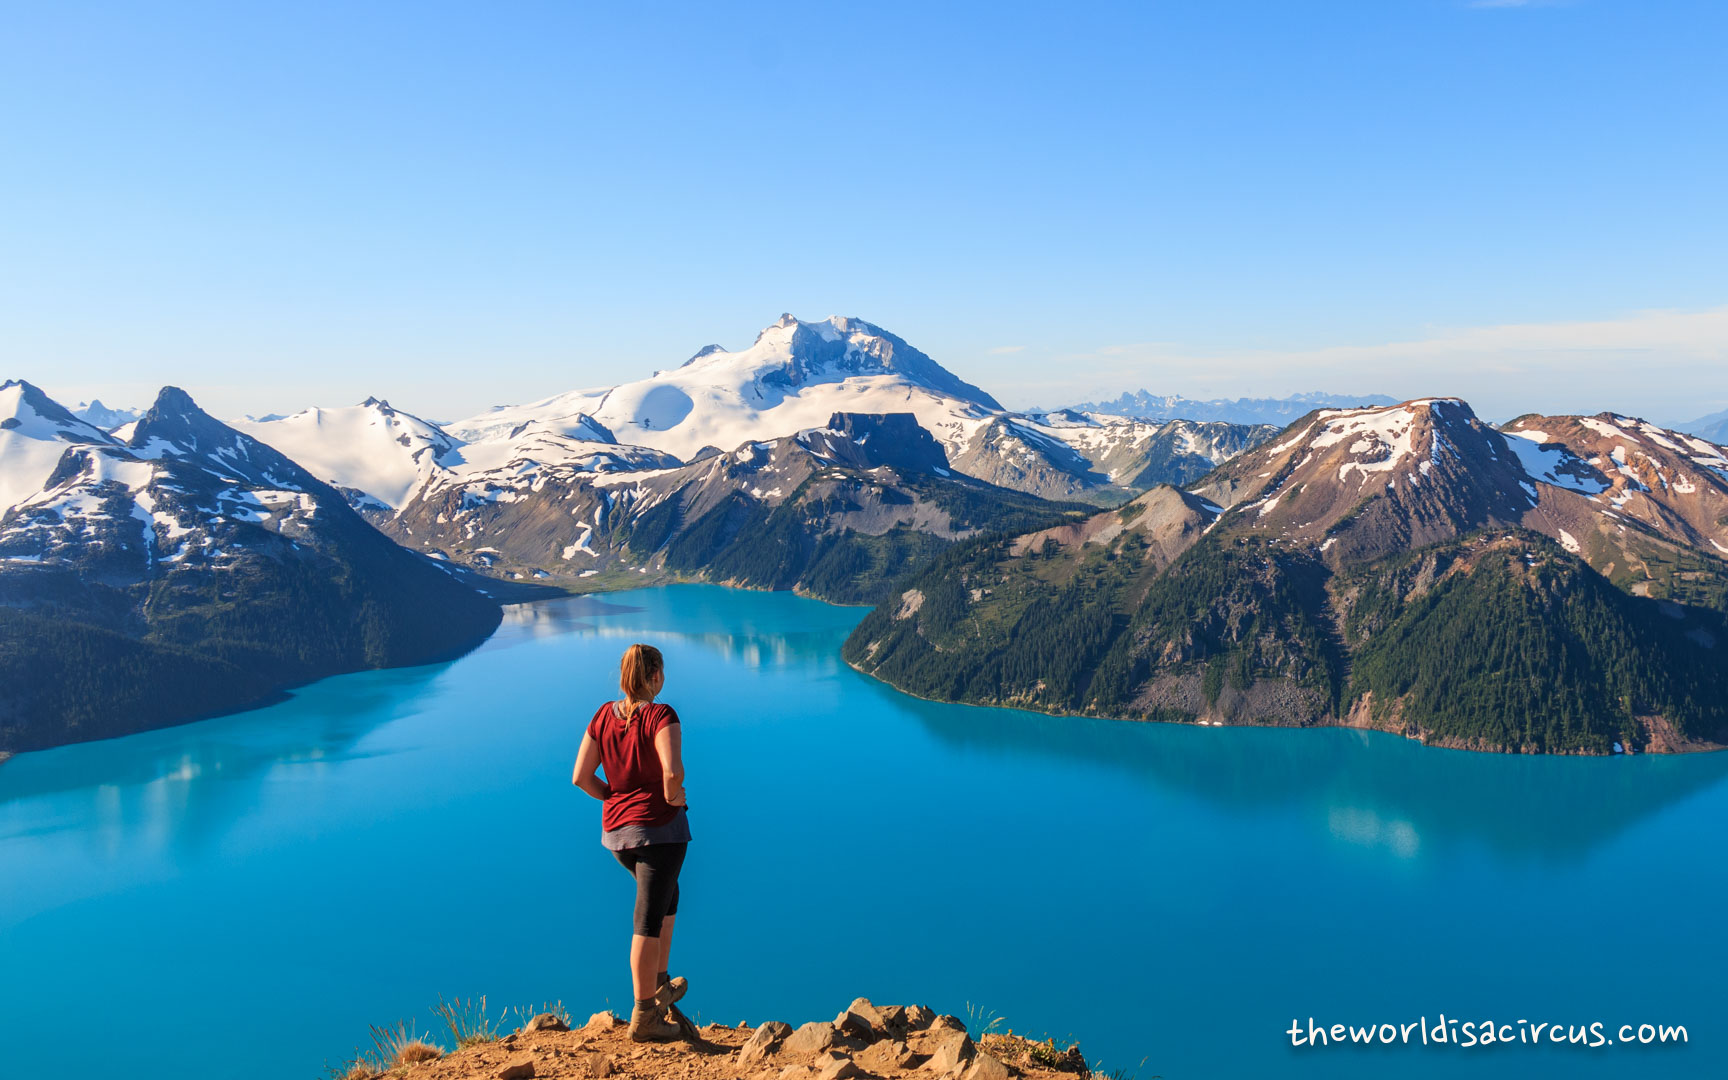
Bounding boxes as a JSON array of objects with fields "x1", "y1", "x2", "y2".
[{"x1": 3, "y1": 585, "x2": 1725, "y2": 1079}]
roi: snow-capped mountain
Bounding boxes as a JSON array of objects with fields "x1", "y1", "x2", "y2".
[
  {"x1": 1191, "y1": 398, "x2": 1536, "y2": 563},
  {"x1": 385, "y1": 411, "x2": 1077, "y2": 602},
  {"x1": 438, "y1": 314, "x2": 1273, "y2": 503},
  {"x1": 235, "y1": 398, "x2": 678, "y2": 512},
  {"x1": 1064, "y1": 389, "x2": 1399, "y2": 426},
  {"x1": 231, "y1": 397, "x2": 465, "y2": 510},
  {"x1": 449, "y1": 314, "x2": 1004, "y2": 463},
  {"x1": 1189, "y1": 399, "x2": 1728, "y2": 598},
  {"x1": 71, "y1": 398, "x2": 142, "y2": 431},
  {"x1": 0, "y1": 381, "x2": 499, "y2": 753},
  {"x1": 0, "y1": 381, "x2": 120, "y2": 518},
  {"x1": 851, "y1": 397, "x2": 1728, "y2": 755},
  {"x1": 1505, "y1": 413, "x2": 1728, "y2": 571}
]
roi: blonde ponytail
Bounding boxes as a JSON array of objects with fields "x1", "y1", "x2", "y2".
[{"x1": 618, "y1": 643, "x2": 664, "y2": 723}]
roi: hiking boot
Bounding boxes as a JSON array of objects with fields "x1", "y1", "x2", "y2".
[
  {"x1": 654, "y1": 975, "x2": 688, "y2": 1008},
  {"x1": 629, "y1": 1003, "x2": 682, "y2": 1042}
]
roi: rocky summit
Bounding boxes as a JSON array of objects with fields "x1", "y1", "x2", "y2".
[{"x1": 330, "y1": 998, "x2": 1091, "y2": 1080}]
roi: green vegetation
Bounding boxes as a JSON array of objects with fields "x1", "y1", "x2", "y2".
[
  {"x1": 642, "y1": 474, "x2": 1085, "y2": 607},
  {"x1": 848, "y1": 523, "x2": 1728, "y2": 754},
  {"x1": 1347, "y1": 542, "x2": 1728, "y2": 752},
  {"x1": 433, "y1": 995, "x2": 504, "y2": 1049},
  {"x1": 0, "y1": 518, "x2": 502, "y2": 753},
  {"x1": 847, "y1": 530, "x2": 1341, "y2": 724}
]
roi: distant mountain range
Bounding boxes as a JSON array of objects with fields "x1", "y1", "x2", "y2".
[
  {"x1": 1062, "y1": 390, "x2": 1400, "y2": 426},
  {"x1": 1683, "y1": 407, "x2": 1728, "y2": 444},
  {"x1": 6, "y1": 314, "x2": 1728, "y2": 756},
  {"x1": 71, "y1": 399, "x2": 142, "y2": 430}
]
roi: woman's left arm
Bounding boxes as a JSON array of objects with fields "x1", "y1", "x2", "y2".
[
  {"x1": 572, "y1": 732, "x2": 610, "y2": 801},
  {"x1": 654, "y1": 723, "x2": 687, "y2": 807}
]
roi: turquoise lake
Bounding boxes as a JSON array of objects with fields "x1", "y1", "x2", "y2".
[{"x1": 3, "y1": 585, "x2": 1726, "y2": 1079}]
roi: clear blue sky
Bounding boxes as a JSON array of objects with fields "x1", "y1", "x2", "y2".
[{"x1": 3, "y1": 1, "x2": 1724, "y2": 424}]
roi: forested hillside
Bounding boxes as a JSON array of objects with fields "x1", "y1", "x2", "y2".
[{"x1": 845, "y1": 396, "x2": 1728, "y2": 755}]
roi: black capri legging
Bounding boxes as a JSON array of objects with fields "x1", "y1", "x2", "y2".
[{"x1": 612, "y1": 842, "x2": 686, "y2": 937}]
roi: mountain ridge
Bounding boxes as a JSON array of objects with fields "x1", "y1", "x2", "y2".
[
  {"x1": 0, "y1": 381, "x2": 503, "y2": 753},
  {"x1": 844, "y1": 398, "x2": 1728, "y2": 754}
]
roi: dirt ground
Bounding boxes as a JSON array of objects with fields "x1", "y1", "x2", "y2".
[{"x1": 344, "y1": 999, "x2": 1091, "y2": 1080}]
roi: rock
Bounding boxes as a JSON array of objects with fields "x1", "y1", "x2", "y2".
[
  {"x1": 739, "y1": 1022, "x2": 792, "y2": 1066},
  {"x1": 585, "y1": 1054, "x2": 615, "y2": 1079},
  {"x1": 842, "y1": 998, "x2": 906, "y2": 1041},
  {"x1": 905, "y1": 1006, "x2": 936, "y2": 1031},
  {"x1": 777, "y1": 1067, "x2": 815, "y2": 1080},
  {"x1": 526, "y1": 1013, "x2": 571, "y2": 1032},
  {"x1": 930, "y1": 1015, "x2": 967, "y2": 1034},
  {"x1": 785, "y1": 1022, "x2": 837, "y2": 1056},
  {"x1": 814, "y1": 1053, "x2": 862, "y2": 1080},
  {"x1": 922, "y1": 1031, "x2": 976, "y2": 1076},
  {"x1": 877, "y1": 1005, "x2": 912, "y2": 1040},
  {"x1": 960, "y1": 1052, "x2": 1010, "y2": 1080},
  {"x1": 834, "y1": 1010, "x2": 876, "y2": 1042},
  {"x1": 586, "y1": 1011, "x2": 623, "y2": 1032},
  {"x1": 497, "y1": 1057, "x2": 537, "y2": 1080},
  {"x1": 858, "y1": 1039, "x2": 917, "y2": 1072}
]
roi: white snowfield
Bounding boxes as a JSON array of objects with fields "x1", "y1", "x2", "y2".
[
  {"x1": 1503, "y1": 429, "x2": 1612, "y2": 495},
  {"x1": 446, "y1": 315, "x2": 1004, "y2": 466},
  {"x1": 235, "y1": 400, "x2": 677, "y2": 511},
  {"x1": 232, "y1": 398, "x2": 463, "y2": 509}
]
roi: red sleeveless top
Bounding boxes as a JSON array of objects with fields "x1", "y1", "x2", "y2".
[{"x1": 587, "y1": 700, "x2": 680, "y2": 832}]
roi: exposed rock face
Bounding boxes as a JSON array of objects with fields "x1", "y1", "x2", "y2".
[{"x1": 385, "y1": 411, "x2": 1083, "y2": 605}]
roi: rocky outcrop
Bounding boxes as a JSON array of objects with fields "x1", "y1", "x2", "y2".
[{"x1": 332, "y1": 997, "x2": 1092, "y2": 1080}]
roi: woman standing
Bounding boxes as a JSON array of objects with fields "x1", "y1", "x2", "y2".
[{"x1": 571, "y1": 643, "x2": 691, "y2": 1042}]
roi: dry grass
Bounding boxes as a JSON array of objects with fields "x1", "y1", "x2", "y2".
[
  {"x1": 395, "y1": 1041, "x2": 444, "y2": 1065},
  {"x1": 368, "y1": 1021, "x2": 445, "y2": 1069},
  {"x1": 434, "y1": 994, "x2": 504, "y2": 1048},
  {"x1": 508, "y1": 999, "x2": 572, "y2": 1032}
]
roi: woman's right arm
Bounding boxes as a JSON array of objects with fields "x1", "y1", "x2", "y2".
[{"x1": 571, "y1": 732, "x2": 610, "y2": 802}]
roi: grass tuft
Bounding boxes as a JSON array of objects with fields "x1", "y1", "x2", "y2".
[
  {"x1": 433, "y1": 994, "x2": 504, "y2": 1048},
  {"x1": 965, "y1": 1001, "x2": 1005, "y2": 1038},
  {"x1": 368, "y1": 1021, "x2": 444, "y2": 1069},
  {"x1": 508, "y1": 999, "x2": 572, "y2": 1033}
]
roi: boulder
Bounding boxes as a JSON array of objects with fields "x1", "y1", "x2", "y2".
[
  {"x1": 930, "y1": 1015, "x2": 967, "y2": 1034},
  {"x1": 739, "y1": 1022, "x2": 793, "y2": 1066},
  {"x1": 844, "y1": 998, "x2": 908, "y2": 1041},
  {"x1": 785, "y1": 1022, "x2": 838, "y2": 1056},
  {"x1": 960, "y1": 1052, "x2": 1010, "y2": 1080},
  {"x1": 858, "y1": 1039, "x2": 917, "y2": 1072},
  {"x1": 525, "y1": 1013, "x2": 571, "y2": 1033},
  {"x1": 877, "y1": 1005, "x2": 912, "y2": 1040},
  {"x1": 922, "y1": 1031, "x2": 976, "y2": 1076},
  {"x1": 834, "y1": 1010, "x2": 876, "y2": 1042},
  {"x1": 814, "y1": 1053, "x2": 862, "y2": 1080},
  {"x1": 585, "y1": 1012, "x2": 623, "y2": 1033},
  {"x1": 497, "y1": 1057, "x2": 537, "y2": 1080},
  {"x1": 904, "y1": 1006, "x2": 936, "y2": 1031}
]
